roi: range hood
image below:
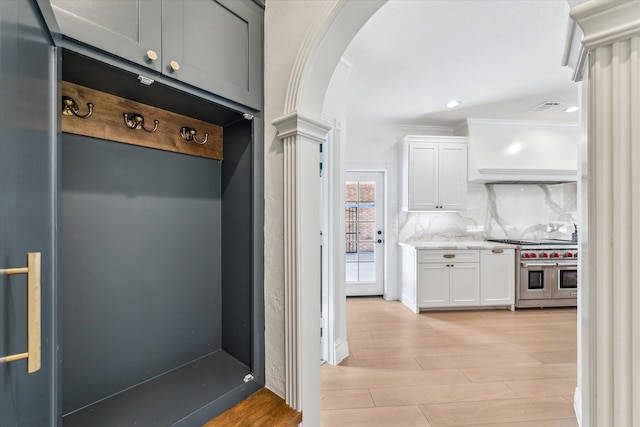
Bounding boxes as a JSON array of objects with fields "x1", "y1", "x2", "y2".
[{"x1": 455, "y1": 119, "x2": 579, "y2": 183}]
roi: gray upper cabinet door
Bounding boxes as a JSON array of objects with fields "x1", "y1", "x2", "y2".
[
  {"x1": 161, "y1": 0, "x2": 263, "y2": 109},
  {"x1": 50, "y1": 0, "x2": 263, "y2": 109},
  {"x1": 50, "y1": 0, "x2": 163, "y2": 72}
]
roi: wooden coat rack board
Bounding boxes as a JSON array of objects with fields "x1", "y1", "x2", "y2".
[{"x1": 61, "y1": 81, "x2": 223, "y2": 161}]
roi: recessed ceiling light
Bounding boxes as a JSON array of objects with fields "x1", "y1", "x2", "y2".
[
  {"x1": 446, "y1": 100, "x2": 462, "y2": 108},
  {"x1": 564, "y1": 106, "x2": 579, "y2": 113}
]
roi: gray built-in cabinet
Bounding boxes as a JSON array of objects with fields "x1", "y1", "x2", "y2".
[
  {"x1": 0, "y1": 1, "x2": 264, "y2": 426},
  {"x1": 50, "y1": 0, "x2": 263, "y2": 109}
]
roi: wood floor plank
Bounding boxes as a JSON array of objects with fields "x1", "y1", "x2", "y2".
[
  {"x1": 322, "y1": 368, "x2": 470, "y2": 390},
  {"x1": 504, "y1": 378, "x2": 578, "y2": 398},
  {"x1": 203, "y1": 388, "x2": 301, "y2": 427},
  {"x1": 321, "y1": 388, "x2": 375, "y2": 411},
  {"x1": 370, "y1": 382, "x2": 517, "y2": 407},
  {"x1": 350, "y1": 343, "x2": 576, "y2": 360},
  {"x1": 322, "y1": 406, "x2": 432, "y2": 427},
  {"x1": 419, "y1": 397, "x2": 576, "y2": 426},
  {"x1": 527, "y1": 350, "x2": 577, "y2": 364},
  {"x1": 323, "y1": 356, "x2": 424, "y2": 372},
  {"x1": 468, "y1": 419, "x2": 578, "y2": 427},
  {"x1": 416, "y1": 353, "x2": 540, "y2": 370},
  {"x1": 460, "y1": 363, "x2": 576, "y2": 383}
]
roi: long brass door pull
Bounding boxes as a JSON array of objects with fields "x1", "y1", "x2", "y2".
[{"x1": 0, "y1": 252, "x2": 41, "y2": 373}]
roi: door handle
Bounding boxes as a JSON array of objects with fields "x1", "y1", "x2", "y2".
[
  {"x1": 521, "y1": 262, "x2": 558, "y2": 267},
  {"x1": 0, "y1": 252, "x2": 41, "y2": 373}
]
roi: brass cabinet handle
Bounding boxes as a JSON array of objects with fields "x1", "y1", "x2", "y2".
[
  {"x1": 443, "y1": 254, "x2": 455, "y2": 259},
  {"x1": 0, "y1": 252, "x2": 41, "y2": 373},
  {"x1": 492, "y1": 249, "x2": 504, "y2": 254}
]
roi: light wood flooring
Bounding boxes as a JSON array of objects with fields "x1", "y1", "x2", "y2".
[{"x1": 321, "y1": 297, "x2": 578, "y2": 427}]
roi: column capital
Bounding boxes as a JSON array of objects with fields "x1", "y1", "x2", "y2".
[
  {"x1": 571, "y1": 0, "x2": 640, "y2": 48},
  {"x1": 272, "y1": 111, "x2": 332, "y2": 143}
]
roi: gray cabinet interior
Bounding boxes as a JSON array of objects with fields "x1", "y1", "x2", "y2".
[{"x1": 59, "y1": 51, "x2": 263, "y2": 426}]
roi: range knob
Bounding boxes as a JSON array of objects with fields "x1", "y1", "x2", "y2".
[
  {"x1": 542, "y1": 253, "x2": 549, "y2": 258},
  {"x1": 523, "y1": 253, "x2": 530, "y2": 258},
  {"x1": 565, "y1": 252, "x2": 573, "y2": 258},
  {"x1": 530, "y1": 253, "x2": 537, "y2": 258},
  {"x1": 552, "y1": 253, "x2": 560, "y2": 258}
]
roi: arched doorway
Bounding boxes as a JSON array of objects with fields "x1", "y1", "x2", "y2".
[{"x1": 266, "y1": 1, "x2": 640, "y2": 426}]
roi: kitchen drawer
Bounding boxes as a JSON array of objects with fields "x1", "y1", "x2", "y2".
[{"x1": 417, "y1": 249, "x2": 479, "y2": 263}]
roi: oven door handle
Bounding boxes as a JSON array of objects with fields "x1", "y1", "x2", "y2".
[
  {"x1": 557, "y1": 263, "x2": 578, "y2": 268},
  {"x1": 521, "y1": 262, "x2": 558, "y2": 267}
]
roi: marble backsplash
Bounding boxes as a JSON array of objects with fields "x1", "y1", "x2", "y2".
[{"x1": 398, "y1": 183, "x2": 578, "y2": 243}]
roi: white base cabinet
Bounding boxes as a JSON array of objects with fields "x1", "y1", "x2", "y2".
[
  {"x1": 480, "y1": 249, "x2": 515, "y2": 306},
  {"x1": 417, "y1": 251, "x2": 480, "y2": 308},
  {"x1": 400, "y1": 245, "x2": 514, "y2": 313}
]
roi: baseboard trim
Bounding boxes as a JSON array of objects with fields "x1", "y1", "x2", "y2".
[
  {"x1": 333, "y1": 338, "x2": 349, "y2": 365},
  {"x1": 573, "y1": 386, "x2": 582, "y2": 426}
]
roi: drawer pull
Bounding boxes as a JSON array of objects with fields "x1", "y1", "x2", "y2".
[
  {"x1": 443, "y1": 254, "x2": 455, "y2": 259},
  {"x1": 491, "y1": 249, "x2": 504, "y2": 254}
]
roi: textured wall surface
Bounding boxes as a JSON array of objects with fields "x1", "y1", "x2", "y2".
[{"x1": 263, "y1": 0, "x2": 334, "y2": 397}]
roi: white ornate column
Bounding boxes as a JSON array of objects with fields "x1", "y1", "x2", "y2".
[
  {"x1": 571, "y1": 1, "x2": 640, "y2": 425},
  {"x1": 272, "y1": 112, "x2": 331, "y2": 425}
]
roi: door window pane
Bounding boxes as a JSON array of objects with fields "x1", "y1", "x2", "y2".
[{"x1": 345, "y1": 181, "x2": 377, "y2": 283}]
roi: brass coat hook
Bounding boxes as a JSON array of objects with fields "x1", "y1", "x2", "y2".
[
  {"x1": 123, "y1": 113, "x2": 159, "y2": 133},
  {"x1": 180, "y1": 127, "x2": 208, "y2": 145},
  {"x1": 62, "y1": 96, "x2": 93, "y2": 118}
]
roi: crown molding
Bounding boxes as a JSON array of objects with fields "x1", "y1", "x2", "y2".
[{"x1": 570, "y1": 0, "x2": 640, "y2": 48}]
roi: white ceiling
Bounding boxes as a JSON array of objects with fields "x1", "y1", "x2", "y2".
[{"x1": 342, "y1": 0, "x2": 579, "y2": 127}]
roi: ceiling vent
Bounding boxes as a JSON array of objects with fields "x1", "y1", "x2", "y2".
[{"x1": 529, "y1": 101, "x2": 563, "y2": 112}]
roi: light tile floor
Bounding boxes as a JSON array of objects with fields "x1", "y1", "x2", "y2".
[{"x1": 321, "y1": 297, "x2": 578, "y2": 427}]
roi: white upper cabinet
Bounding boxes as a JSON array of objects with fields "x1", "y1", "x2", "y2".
[{"x1": 401, "y1": 135, "x2": 468, "y2": 211}]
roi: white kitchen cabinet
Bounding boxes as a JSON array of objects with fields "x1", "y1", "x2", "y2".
[
  {"x1": 480, "y1": 248, "x2": 515, "y2": 307},
  {"x1": 450, "y1": 263, "x2": 481, "y2": 305},
  {"x1": 400, "y1": 136, "x2": 468, "y2": 211},
  {"x1": 417, "y1": 263, "x2": 449, "y2": 307},
  {"x1": 399, "y1": 244, "x2": 515, "y2": 313},
  {"x1": 416, "y1": 250, "x2": 479, "y2": 309}
]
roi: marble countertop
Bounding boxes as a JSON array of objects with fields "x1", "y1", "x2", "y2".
[{"x1": 399, "y1": 241, "x2": 517, "y2": 250}]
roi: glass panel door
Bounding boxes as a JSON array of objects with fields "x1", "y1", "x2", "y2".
[{"x1": 345, "y1": 171, "x2": 384, "y2": 296}]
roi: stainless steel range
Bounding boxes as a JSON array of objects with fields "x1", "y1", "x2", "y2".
[{"x1": 487, "y1": 239, "x2": 578, "y2": 308}]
